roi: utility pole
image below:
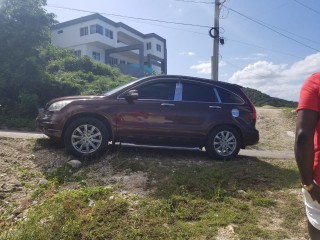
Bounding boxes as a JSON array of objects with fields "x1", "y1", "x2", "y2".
[{"x1": 211, "y1": 0, "x2": 220, "y2": 81}]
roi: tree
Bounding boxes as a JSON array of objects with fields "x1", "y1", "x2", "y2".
[
  {"x1": 0, "y1": 0, "x2": 132, "y2": 120},
  {"x1": 0, "y1": 0, "x2": 55, "y2": 115}
]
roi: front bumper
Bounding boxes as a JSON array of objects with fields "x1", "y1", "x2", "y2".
[{"x1": 36, "y1": 112, "x2": 63, "y2": 139}]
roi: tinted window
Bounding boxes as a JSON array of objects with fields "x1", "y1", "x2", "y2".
[
  {"x1": 216, "y1": 87, "x2": 244, "y2": 103},
  {"x1": 138, "y1": 82, "x2": 176, "y2": 100},
  {"x1": 182, "y1": 83, "x2": 218, "y2": 102}
]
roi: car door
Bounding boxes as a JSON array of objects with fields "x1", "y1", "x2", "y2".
[
  {"x1": 171, "y1": 80, "x2": 226, "y2": 145},
  {"x1": 115, "y1": 79, "x2": 181, "y2": 145}
]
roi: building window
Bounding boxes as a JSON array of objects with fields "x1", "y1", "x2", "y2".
[
  {"x1": 120, "y1": 60, "x2": 125, "y2": 64},
  {"x1": 92, "y1": 51, "x2": 101, "y2": 61},
  {"x1": 57, "y1": 29, "x2": 63, "y2": 34},
  {"x1": 109, "y1": 57, "x2": 118, "y2": 65},
  {"x1": 90, "y1": 24, "x2": 103, "y2": 35},
  {"x1": 74, "y1": 50, "x2": 81, "y2": 57},
  {"x1": 105, "y1": 28, "x2": 113, "y2": 39},
  {"x1": 80, "y1": 27, "x2": 88, "y2": 36},
  {"x1": 156, "y1": 44, "x2": 161, "y2": 52},
  {"x1": 146, "y1": 42, "x2": 152, "y2": 50}
]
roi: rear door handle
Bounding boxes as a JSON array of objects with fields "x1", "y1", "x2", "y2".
[
  {"x1": 209, "y1": 105, "x2": 221, "y2": 109},
  {"x1": 161, "y1": 103, "x2": 175, "y2": 107}
]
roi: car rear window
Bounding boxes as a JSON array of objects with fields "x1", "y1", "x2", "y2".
[{"x1": 216, "y1": 87, "x2": 244, "y2": 104}]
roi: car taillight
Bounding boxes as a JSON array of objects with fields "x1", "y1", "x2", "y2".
[
  {"x1": 251, "y1": 103, "x2": 257, "y2": 120},
  {"x1": 240, "y1": 89, "x2": 256, "y2": 121}
]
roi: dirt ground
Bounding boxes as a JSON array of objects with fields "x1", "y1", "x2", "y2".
[
  {"x1": 253, "y1": 106, "x2": 296, "y2": 151},
  {"x1": 0, "y1": 106, "x2": 303, "y2": 239}
]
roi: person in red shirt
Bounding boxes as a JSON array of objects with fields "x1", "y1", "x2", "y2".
[{"x1": 295, "y1": 72, "x2": 320, "y2": 239}]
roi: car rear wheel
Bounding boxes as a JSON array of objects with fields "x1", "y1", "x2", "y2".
[
  {"x1": 206, "y1": 126, "x2": 241, "y2": 160},
  {"x1": 64, "y1": 117, "x2": 108, "y2": 158}
]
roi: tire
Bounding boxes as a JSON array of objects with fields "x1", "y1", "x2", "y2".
[
  {"x1": 206, "y1": 126, "x2": 241, "y2": 160},
  {"x1": 64, "y1": 117, "x2": 108, "y2": 158}
]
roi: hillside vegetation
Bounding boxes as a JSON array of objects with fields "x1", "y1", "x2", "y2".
[{"x1": 242, "y1": 87, "x2": 298, "y2": 108}]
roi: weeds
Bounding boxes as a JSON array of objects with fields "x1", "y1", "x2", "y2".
[{"x1": 1, "y1": 153, "x2": 303, "y2": 239}]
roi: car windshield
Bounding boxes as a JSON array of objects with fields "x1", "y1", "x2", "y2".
[{"x1": 103, "y1": 78, "x2": 141, "y2": 96}]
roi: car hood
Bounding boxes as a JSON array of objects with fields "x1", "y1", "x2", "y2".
[{"x1": 45, "y1": 95, "x2": 105, "y2": 108}]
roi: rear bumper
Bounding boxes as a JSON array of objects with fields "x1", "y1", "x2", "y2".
[{"x1": 243, "y1": 129, "x2": 259, "y2": 147}]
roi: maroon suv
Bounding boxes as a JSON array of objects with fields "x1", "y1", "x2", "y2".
[{"x1": 36, "y1": 75, "x2": 259, "y2": 160}]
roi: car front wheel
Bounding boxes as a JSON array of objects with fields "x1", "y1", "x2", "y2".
[
  {"x1": 64, "y1": 117, "x2": 108, "y2": 158},
  {"x1": 206, "y1": 126, "x2": 241, "y2": 160}
]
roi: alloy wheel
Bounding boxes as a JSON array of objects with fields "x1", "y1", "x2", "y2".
[
  {"x1": 213, "y1": 130, "x2": 237, "y2": 157},
  {"x1": 71, "y1": 124, "x2": 103, "y2": 154}
]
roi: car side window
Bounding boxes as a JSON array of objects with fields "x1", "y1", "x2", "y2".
[
  {"x1": 137, "y1": 82, "x2": 176, "y2": 100},
  {"x1": 216, "y1": 87, "x2": 244, "y2": 104},
  {"x1": 182, "y1": 82, "x2": 218, "y2": 102}
]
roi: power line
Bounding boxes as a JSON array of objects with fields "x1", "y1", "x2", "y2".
[
  {"x1": 173, "y1": 0, "x2": 213, "y2": 4},
  {"x1": 226, "y1": 38, "x2": 304, "y2": 59},
  {"x1": 224, "y1": 6, "x2": 320, "y2": 52},
  {"x1": 293, "y1": 0, "x2": 320, "y2": 16},
  {"x1": 254, "y1": 19, "x2": 320, "y2": 46},
  {"x1": 108, "y1": 15, "x2": 209, "y2": 36},
  {"x1": 47, "y1": 5, "x2": 211, "y2": 28},
  {"x1": 46, "y1": 4, "x2": 308, "y2": 60}
]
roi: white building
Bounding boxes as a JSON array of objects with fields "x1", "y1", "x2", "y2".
[{"x1": 51, "y1": 13, "x2": 167, "y2": 78}]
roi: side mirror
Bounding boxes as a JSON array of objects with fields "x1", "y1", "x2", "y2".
[{"x1": 125, "y1": 90, "x2": 139, "y2": 103}]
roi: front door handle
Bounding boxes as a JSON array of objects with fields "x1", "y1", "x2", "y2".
[
  {"x1": 209, "y1": 105, "x2": 221, "y2": 109},
  {"x1": 161, "y1": 103, "x2": 175, "y2": 107}
]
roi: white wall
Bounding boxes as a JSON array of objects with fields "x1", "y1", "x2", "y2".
[
  {"x1": 51, "y1": 17, "x2": 166, "y2": 68},
  {"x1": 145, "y1": 38, "x2": 165, "y2": 59},
  {"x1": 52, "y1": 19, "x2": 117, "y2": 49}
]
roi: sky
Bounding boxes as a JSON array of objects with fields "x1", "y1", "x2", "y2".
[{"x1": 45, "y1": 0, "x2": 320, "y2": 101}]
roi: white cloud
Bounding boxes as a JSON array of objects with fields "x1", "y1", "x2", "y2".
[
  {"x1": 179, "y1": 51, "x2": 196, "y2": 56},
  {"x1": 255, "y1": 53, "x2": 268, "y2": 58},
  {"x1": 228, "y1": 53, "x2": 320, "y2": 101},
  {"x1": 190, "y1": 60, "x2": 226, "y2": 74},
  {"x1": 232, "y1": 53, "x2": 268, "y2": 61},
  {"x1": 168, "y1": 4, "x2": 183, "y2": 14},
  {"x1": 190, "y1": 61, "x2": 211, "y2": 74}
]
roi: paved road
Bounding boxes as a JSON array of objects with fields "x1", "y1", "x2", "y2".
[
  {"x1": 0, "y1": 130, "x2": 294, "y2": 159},
  {"x1": 239, "y1": 149, "x2": 294, "y2": 159},
  {"x1": 0, "y1": 130, "x2": 47, "y2": 139}
]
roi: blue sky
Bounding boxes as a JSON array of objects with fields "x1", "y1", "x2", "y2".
[{"x1": 45, "y1": 0, "x2": 320, "y2": 101}]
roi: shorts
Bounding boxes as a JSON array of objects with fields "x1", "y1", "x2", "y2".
[{"x1": 302, "y1": 188, "x2": 320, "y2": 230}]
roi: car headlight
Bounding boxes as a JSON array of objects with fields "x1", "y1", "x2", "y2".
[{"x1": 48, "y1": 100, "x2": 74, "y2": 112}]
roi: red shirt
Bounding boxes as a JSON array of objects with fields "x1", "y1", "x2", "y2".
[{"x1": 297, "y1": 72, "x2": 320, "y2": 183}]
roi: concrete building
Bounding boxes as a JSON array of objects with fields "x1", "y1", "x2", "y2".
[{"x1": 51, "y1": 13, "x2": 167, "y2": 78}]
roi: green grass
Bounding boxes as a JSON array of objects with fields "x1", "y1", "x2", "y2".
[{"x1": 1, "y1": 142, "x2": 303, "y2": 239}]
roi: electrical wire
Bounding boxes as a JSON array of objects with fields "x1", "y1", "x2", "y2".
[
  {"x1": 226, "y1": 38, "x2": 304, "y2": 59},
  {"x1": 252, "y1": 18, "x2": 320, "y2": 46},
  {"x1": 107, "y1": 15, "x2": 209, "y2": 36},
  {"x1": 46, "y1": 4, "x2": 309, "y2": 60},
  {"x1": 173, "y1": 0, "x2": 213, "y2": 4},
  {"x1": 293, "y1": 0, "x2": 320, "y2": 16},
  {"x1": 224, "y1": 6, "x2": 320, "y2": 52},
  {"x1": 47, "y1": 5, "x2": 211, "y2": 28}
]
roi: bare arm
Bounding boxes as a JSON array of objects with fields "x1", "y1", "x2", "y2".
[{"x1": 295, "y1": 109, "x2": 320, "y2": 200}]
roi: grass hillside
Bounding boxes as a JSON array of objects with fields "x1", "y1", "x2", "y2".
[{"x1": 242, "y1": 87, "x2": 298, "y2": 108}]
